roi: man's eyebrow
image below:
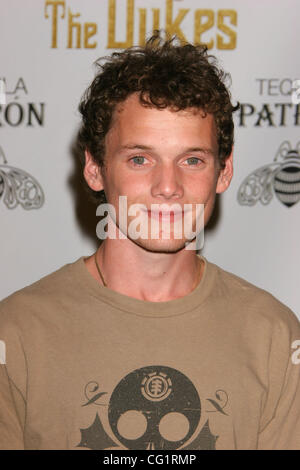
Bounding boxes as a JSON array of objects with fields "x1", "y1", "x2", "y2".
[
  {"x1": 119, "y1": 144, "x2": 153, "y2": 151},
  {"x1": 119, "y1": 144, "x2": 216, "y2": 155},
  {"x1": 183, "y1": 147, "x2": 216, "y2": 156}
]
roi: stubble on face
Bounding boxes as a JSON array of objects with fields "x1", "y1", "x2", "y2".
[{"x1": 99, "y1": 94, "x2": 221, "y2": 254}]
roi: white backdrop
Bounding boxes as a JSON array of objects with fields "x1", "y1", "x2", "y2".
[{"x1": 1, "y1": 0, "x2": 299, "y2": 319}]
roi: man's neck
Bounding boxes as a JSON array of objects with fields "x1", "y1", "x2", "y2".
[{"x1": 84, "y1": 238, "x2": 204, "y2": 302}]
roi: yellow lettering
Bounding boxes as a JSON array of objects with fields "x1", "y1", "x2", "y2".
[
  {"x1": 44, "y1": 0, "x2": 65, "y2": 48},
  {"x1": 152, "y1": 8, "x2": 160, "y2": 32},
  {"x1": 84, "y1": 23, "x2": 97, "y2": 48},
  {"x1": 107, "y1": 0, "x2": 134, "y2": 49},
  {"x1": 194, "y1": 10, "x2": 214, "y2": 49},
  {"x1": 139, "y1": 9, "x2": 146, "y2": 46},
  {"x1": 217, "y1": 10, "x2": 237, "y2": 50},
  {"x1": 166, "y1": 0, "x2": 189, "y2": 43},
  {"x1": 139, "y1": 8, "x2": 160, "y2": 46},
  {"x1": 68, "y1": 8, "x2": 81, "y2": 48}
]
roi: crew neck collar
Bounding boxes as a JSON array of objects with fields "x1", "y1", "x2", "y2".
[{"x1": 71, "y1": 254, "x2": 216, "y2": 318}]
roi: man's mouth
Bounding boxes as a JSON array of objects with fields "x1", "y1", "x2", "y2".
[{"x1": 146, "y1": 209, "x2": 185, "y2": 222}]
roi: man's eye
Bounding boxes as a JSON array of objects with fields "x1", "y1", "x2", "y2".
[
  {"x1": 185, "y1": 157, "x2": 202, "y2": 166},
  {"x1": 131, "y1": 156, "x2": 146, "y2": 165}
]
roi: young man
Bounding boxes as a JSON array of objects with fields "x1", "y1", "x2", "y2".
[{"x1": 0, "y1": 34, "x2": 300, "y2": 450}]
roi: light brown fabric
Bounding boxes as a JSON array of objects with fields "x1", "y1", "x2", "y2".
[{"x1": 0, "y1": 256, "x2": 299, "y2": 450}]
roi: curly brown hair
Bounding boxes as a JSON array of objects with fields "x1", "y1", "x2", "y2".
[{"x1": 78, "y1": 32, "x2": 238, "y2": 203}]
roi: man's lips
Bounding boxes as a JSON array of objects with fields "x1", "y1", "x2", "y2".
[{"x1": 145, "y1": 209, "x2": 186, "y2": 221}]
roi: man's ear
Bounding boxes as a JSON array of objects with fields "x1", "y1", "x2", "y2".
[
  {"x1": 216, "y1": 149, "x2": 233, "y2": 194},
  {"x1": 83, "y1": 150, "x2": 104, "y2": 192}
]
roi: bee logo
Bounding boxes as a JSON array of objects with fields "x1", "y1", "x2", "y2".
[
  {"x1": 0, "y1": 146, "x2": 44, "y2": 210},
  {"x1": 237, "y1": 141, "x2": 300, "y2": 208}
]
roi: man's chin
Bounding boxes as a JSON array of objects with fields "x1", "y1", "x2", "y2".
[{"x1": 128, "y1": 236, "x2": 194, "y2": 254}]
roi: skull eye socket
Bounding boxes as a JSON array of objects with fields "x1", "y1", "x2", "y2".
[
  {"x1": 117, "y1": 410, "x2": 147, "y2": 440},
  {"x1": 159, "y1": 412, "x2": 190, "y2": 442}
]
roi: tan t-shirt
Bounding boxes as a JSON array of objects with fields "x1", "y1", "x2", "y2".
[{"x1": 0, "y1": 256, "x2": 300, "y2": 450}]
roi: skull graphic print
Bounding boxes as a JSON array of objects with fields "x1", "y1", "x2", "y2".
[{"x1": 78, "y1": 365, "x2": 227, "y2": 450}]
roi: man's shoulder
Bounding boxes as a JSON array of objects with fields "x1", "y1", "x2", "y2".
[
  {"x1": 205, "y1": 258, "x2": 300, "y2": 330},
  {"x1": 0, "y1": 257, "x2": 83, "y2": 323}
]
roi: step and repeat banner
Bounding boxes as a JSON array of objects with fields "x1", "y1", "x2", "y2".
[{"x1": 1, "y1": 0, "x2": 299, "y2": 317}]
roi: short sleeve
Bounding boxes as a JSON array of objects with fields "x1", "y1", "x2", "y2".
[
  {"x1": 0, "y1": 299, "x2": 26, "y2": 450},
  {"x1": 0, "y1": 364, "x2": 25, "y2": 449},
  {"x1": 257, "y1": 309, "x2": 300, "y2": 449}
]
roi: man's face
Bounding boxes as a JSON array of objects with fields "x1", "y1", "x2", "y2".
[{"x1": 85, "y1": 93, "x2": 232, "y2": 253}]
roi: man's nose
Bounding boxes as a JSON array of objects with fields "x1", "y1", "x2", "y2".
[{"x1": 151, "y1": 163, "x2": 184, "y2": 199}]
